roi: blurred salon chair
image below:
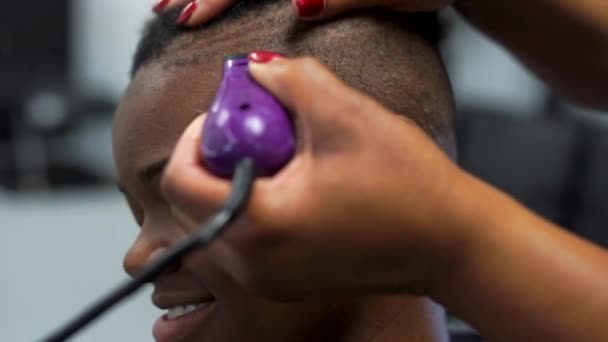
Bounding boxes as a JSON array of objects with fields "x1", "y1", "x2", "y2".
[
  {"x1": 456, "y1": 108, "x2": 582, "y2": 228},
  {"x1": 451, "y1": 106, "x2": 607, "y2": 341},
  {"x1": 0, "y1": 1, "x2": 116, "y2": 192},
  {"x1": 457, "y1": 107, "x2": 607, "y2": 248}
]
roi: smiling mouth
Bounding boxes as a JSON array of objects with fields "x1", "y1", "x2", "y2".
[
  {"x1": 154, "y1": 298, "x2": 217, "y2": 342},
  {"x1": 165, "y1": 301, "x2": 214, "y2": 320}
]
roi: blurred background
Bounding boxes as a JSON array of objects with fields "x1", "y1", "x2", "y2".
[{"x1": 0, "y1": 1, "x2": 606, "y2": 341}]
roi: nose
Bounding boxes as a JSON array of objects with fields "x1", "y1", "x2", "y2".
[{"x1": 123, "y1": 236, "x2": 179, "y2": 277}]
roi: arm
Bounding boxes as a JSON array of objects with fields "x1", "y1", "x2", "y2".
[
  {"x1": 162, "y1": 55, "x2": 608, "y2": 340},
  {"x1": 153, "y1": 0, "x2": 608, "y2": 109},
  {"x1": 454, "y1": 0, "x2": 608, "y2": 110},
  {"x1": 433, "y1": 171, "x2": 608, "y2": 341}
]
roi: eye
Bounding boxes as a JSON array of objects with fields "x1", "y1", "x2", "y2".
[
  {"x1": 149, "y1": 175, "x2": 166, "y2": 200},
  {"x1": 122, "y1": 193, "x2": 144, "y2": 227},
  {"x1": 132, "y1": 205, "x2": 145, "y2": 227}
]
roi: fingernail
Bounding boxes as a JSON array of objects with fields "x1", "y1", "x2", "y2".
[
  {"x1": 177, "y1": 1, "x2": 198, "y2": 25},
  {"x1": 294, "y1": 0, "x2": 325, "y2": 18},
  {"x1": 248, "y1": 51, "x2": 285, "y2": 63},
  {"x1": 152, "y1": 0, "x2": 170, "y2": 13}
]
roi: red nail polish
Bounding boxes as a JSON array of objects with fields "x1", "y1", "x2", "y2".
[
  {"x1": 248, "y1": 51, "x2": 285, "y2": 63},
  {"x1": 177, "y1": 1, "x2": 197, "y2": 25},
  {"x1": 295, "y1": 0, "x2": 325, "y2": 17},
  {"x1": 152, "y1": 0, "x2": 170, "y2": 13}
]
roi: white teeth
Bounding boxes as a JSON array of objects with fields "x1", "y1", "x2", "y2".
[{"x1": 166, "y1": 303, "x2": 204, "y2": 320}]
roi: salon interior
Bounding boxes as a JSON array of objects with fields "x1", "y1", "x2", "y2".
[{"x1": 1, "y1": 1, "x2": 606, "y2": 341}]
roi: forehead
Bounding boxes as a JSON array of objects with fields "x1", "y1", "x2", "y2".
[{"x1": 113, "y1": 60, "x2": 222, "y2": 177}]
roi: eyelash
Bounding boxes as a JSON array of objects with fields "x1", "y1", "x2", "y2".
[
  {"x1": 121, "y1": 177, "x2": 164, "y2": 228},
  {"x1": 123, "y1": 195, "x2": 144, "y2": 227},
  {"x1": 134, "y1": 208, "x2": 145, "y2": 227}
]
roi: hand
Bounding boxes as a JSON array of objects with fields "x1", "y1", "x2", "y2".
[
  {"x1": 153, "y1": 0, "x2": 452, "y2": 26},
  {"x1": 152, "y1": 0, "x2": 236, "y2": 25},
  {"x1": 161, "y1": 54, "x2": 472, "y2": 300}
]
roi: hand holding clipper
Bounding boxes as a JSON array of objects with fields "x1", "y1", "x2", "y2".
[{"x1": 201, "y1": 53, "x2": 295, "y2": 178}]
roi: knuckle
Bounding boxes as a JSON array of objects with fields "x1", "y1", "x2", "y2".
[
  {"x1": 172, "y1": 0, "x2": 193, "y2": 6},
  {"x1": 329, "y1": 88, "x2": 367, "y2": 123},
  {"x1": 298, "y1": 56, "x2": 321, "y2": 68},
  {"x1": 296, "y1": 57, "x2": 324, "y2": 75},
  {"x1": 205, "y1": 0, "x2": 230, "y2": 10},
  {"x1": 266, "y1": 60, "x2": 293, "y2": 90},
  {"x1": 339, "y1": 89, "x2": 363, "y2": 111},
  {"x1": 270, "y1": 63, "x2": 290, "y2": 83},
  {"x1": 279, "y1": 57, "x2": 322, "y2": 81}
]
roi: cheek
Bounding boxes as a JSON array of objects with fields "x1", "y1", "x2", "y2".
[
  {"x1": 187, "y1": 300, "x2": 332, "y2": 342},
  {"x1": 236, "y1": 302, "x2": 339, "y2": 342},
  {"x1": 182, "y1": 249, "x2": 239, "y2": 307}
]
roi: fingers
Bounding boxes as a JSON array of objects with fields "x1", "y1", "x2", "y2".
[
  {"x1": 180, "y1": 0, "x2": 236, "y2": 26},
  {"x1": 161, "y1": 114, "x2": 232, "y2": 224},
  {"x1": 292, "y1": 0, "x2": 453, "y2": 20},
  {"x1": 153, "y1": 0, "x2": 235, "y2": 26},
  {"x1": 292, "y1": 0, "x2": 378, "y2": 20},
  {"x1": 154, "y1": 0, "x2": 451, "y2": 27},
  {"x1": 384, "y1": 0, "x2": 453, "y2": 11},
  {"x1": 153, "y1": 0, "x2": 190, "y2": 13},
  {"x1": 248, "y1": 55, "x2": 369, "y2": 141}
]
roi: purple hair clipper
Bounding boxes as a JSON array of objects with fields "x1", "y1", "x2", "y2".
[{"x1": 201, "y1": 53, "x2": 296, "y2": 178}]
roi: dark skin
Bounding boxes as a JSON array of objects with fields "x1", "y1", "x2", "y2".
[
  {"x1": 152, "y1": 56, "x2": 608, "y2": 342},
  {"x1": 113, "y1": 60, "x2": 448, "y2": 341},
  {"x1": 161, "y1": 0, "x2": 608, "y2": 109},
  {"x1": 115, "y1": 3, "x2": 458, "y2": 340},
  {"x1": 127, "y1": 1, "x2": 608, "y2": 341},
  {"x1": 136, "y1": 4, "x2": 455, "y2": 156}
]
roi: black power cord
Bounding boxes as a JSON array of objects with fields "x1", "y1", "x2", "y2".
[{"x1": 41, "y1": 159, "x2": 256, "y2": 342}]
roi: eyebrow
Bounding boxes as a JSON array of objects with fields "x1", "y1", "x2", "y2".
[
  {"x1": 117, "y1": 158, "x2": 169, "y2": 195},
  {"x1": 138, "y1": 158, "x2": 170, "y2": 184}
]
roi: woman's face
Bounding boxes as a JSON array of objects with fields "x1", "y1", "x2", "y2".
[{"x1": 113, "y1": 60, "x2": 355, "y2": 342}]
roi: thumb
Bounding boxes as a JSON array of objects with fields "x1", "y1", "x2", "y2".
[
  {"x1": 248, "y1": 56, "x2": 370, "y2": 150},
  {"x1": 161, "y1": 114, "x2": 232, "y2": 223}
]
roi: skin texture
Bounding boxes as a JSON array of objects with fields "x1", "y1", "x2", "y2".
[
  {"x1": 433, "y1": 172, "x2": 608, "y2": 341},
  {"x1": 145, "y1": 0, "x2": 608, "y2": 340},
  {"x1": 155, "y1": 0, "x2": 450, "y2": 25},
  {"x1": 157, "y1": 0, "x2": 608, "y2": 109},
  {"x1": 137, "y1": 4, "x2": 455, "y2": 156},
  {"x1": 161, "y1": 54, "x2": 608, "y2": 342},
  {"x1": 114, "y1": 7, "x2": 453, "y2": 342}
]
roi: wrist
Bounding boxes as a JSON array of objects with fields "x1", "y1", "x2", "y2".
[
  {"x1": 425, "y1": 170, "x2": 517, "y2": 300},
  {"x1": 424, "y1": 170, "x2": 608, "y2": 340}
]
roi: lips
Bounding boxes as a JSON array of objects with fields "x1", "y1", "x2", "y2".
[
  {"x1": 152, "y1": 290, "x2": 215, "y2": 310},
  {"x1": 152, "y1": 291, "x2": 217, "y2": 342},
  {"x1": 166, "y1": 303, "x2": 208, "y2": 320},
  {"x1": 153, "y1": 301, "x2": 216, "y2": 342}
]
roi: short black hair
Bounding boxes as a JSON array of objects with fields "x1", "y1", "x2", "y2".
[
  {"x1": 131, "y1": 1, "x2": 442, "y2": 77},
  {"x1": 127, "y1": 2, "x2": 454, "y2": 156}
]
